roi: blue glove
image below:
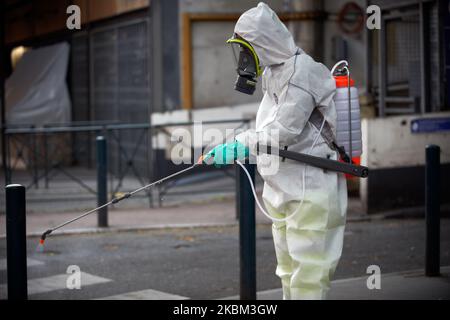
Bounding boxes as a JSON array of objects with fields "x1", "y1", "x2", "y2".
[{"x1": 204, "y1": 141, "x2": 249, "y2": 167}]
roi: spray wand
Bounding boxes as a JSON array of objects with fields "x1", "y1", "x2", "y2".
[{"x1": 37, "y1": 156, "x2": 205, "y2": 251}]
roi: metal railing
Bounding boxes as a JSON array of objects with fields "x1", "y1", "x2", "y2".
[{"x1": 2, "y1": 119, "x2": 251, "y2": 208}]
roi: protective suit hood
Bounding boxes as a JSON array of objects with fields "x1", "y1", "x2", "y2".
[{"x1": 234, "y1": 2, "x2": 300, "y2": 67}]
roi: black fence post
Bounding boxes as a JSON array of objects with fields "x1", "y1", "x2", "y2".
[
  {"x1": 236, "y1": 163, "x2": 256, "y2": 300},
  {"x1": 96, "y1": 136, "x2": 108, "y2": 228},
  {"x1": 425, "y1": 145, "x2": 440, "y2": 276},
  {"x1": 5, "y1": 184, "x2": 28, "y2": 300}
]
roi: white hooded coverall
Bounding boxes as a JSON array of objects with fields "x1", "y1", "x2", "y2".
[{"x1": 234, "y1": 3, "x2": 348, "y2": 300}]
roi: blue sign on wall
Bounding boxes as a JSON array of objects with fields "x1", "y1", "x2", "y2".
[{"x1": 411, "y1": 117, "x2": 450, "y2": 133}]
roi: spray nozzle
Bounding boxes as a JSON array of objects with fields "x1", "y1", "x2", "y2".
[{"x1": 37, "y1": 229, "x2": 53, "y2": 252}]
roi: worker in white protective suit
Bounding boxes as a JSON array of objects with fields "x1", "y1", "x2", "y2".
[{"x1": 205, "y1": 2, "x2": 347, "y2": 300}]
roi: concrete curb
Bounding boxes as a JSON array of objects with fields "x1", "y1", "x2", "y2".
[{"x1": 371, "y1": 204, "x2": 450, "y2": 219}]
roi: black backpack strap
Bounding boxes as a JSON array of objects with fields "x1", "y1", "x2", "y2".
[{"x1": 308, "y1": 108, "x2": 351, "y2": 163}]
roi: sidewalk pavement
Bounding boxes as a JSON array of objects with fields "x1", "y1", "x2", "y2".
[
  {"x1": 222, "y1": 266, "x2": 450, "y2": 300},
  {"x1": 0, "y1": 197, "x2": 368, "y2": 238}
]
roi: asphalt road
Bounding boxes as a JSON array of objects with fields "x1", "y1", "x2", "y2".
[{"x1": 1, "y1": 218, "x2": 449, "y2": 300}]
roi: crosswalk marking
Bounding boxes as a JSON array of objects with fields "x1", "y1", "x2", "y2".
[
  {"x1": 97, "y1": 289, "x2": 188, "y2": 300},
  {"x1": 0, "y1": 272, "x2": 112, "y2": 297},
  {"x1": 0, "y1": 258, "x2": 44, "y2": 271}
]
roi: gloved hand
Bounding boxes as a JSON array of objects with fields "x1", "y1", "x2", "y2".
[{"x1": 204, "y1": 141, "x2": 249, "y2": 167}]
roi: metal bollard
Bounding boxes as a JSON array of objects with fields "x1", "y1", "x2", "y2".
[
  {"x1": 425, "y1": 145, "x2": 440, "y2": 276},
  {"x1": 236, "y1": 163, "x2": 256, "y2": 300},
  {"x1": 96, "y1": 136, "x2": 108, "y2": 228},
  {"x1": 5, "y1": 184, "x2": 28, "y2": 300}
]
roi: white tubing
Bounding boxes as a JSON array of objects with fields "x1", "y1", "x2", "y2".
[
  {"x1": 236, "y1": 117, "x2": 326, "y2": 223},
  {"x1": 330, "y1": 60, "x2": 348, "y2": 76}
]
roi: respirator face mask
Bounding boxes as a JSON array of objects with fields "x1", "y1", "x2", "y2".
[{"x1": 227, "y1": 36, "x2": 262, "y2": 95}]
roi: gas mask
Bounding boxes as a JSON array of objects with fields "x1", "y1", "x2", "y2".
[{"x1": 227, "y1": 36, "x2": 262, "y2": 95}]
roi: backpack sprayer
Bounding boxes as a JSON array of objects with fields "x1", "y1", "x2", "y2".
[{"x1": 37, "y1": 61, "x2": 368, "y2": 249}]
